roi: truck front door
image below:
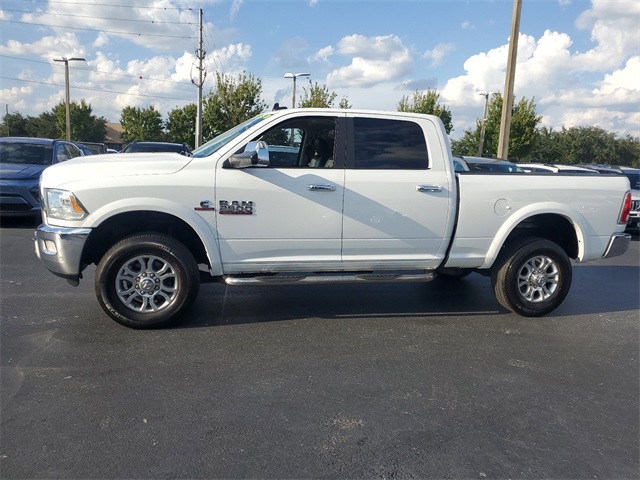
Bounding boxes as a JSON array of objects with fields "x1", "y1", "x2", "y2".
[{"x1": 215, "y1": 115, "x2": 346, "y2": 273}]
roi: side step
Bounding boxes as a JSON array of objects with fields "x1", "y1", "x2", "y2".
[{"x1": 224, "y1": 271, "x2": 435, "y2": 287}]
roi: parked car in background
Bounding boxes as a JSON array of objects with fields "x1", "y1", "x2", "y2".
[
  {"x1": 453, "y1": 155, "x2": 524, "y2": 173},
  {"x1": 122, "y1": 141, "x2": 192, "y2": 156},
  {"x1": 577, "y1": 164, "x2": 622, "y2": 175},
  {"x1": 577, "y1": 164, "x2": 639, "y2": 232},
  {"x1": 106, "y1": 148, "x2": 120, "y2": 154},
  {"x1": 517, "y1": 163, "x2": 600, "y2": 174},
  {"x1": 0, "y1": 137, "x2": 82, "y2": 216},
  {"x1": 74, "y1": 143, "x2": 94, "y2": 156},
  {"x1": 80, "y1": 142, "x2": 107, "y2": 155}
]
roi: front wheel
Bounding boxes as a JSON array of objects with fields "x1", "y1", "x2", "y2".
[
  {"x1": 95, "y1": 234, "x2": 200, "y2": 328},
  {"x1": 492, "y1": 238, "x2": 572, "y2": 317}
]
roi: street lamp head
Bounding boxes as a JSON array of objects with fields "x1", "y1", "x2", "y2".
[
  {"x1": 284, "y1": 72, "x2": 310, "y2": 79},
  {"x1": 53, "y1": 57, "x2": 86, "y2": 63}
]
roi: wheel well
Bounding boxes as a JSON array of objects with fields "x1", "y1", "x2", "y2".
[
  {"x1": 83, "y1": 211, "x2": 210, "y2": 268},
  {"x1": 504, "y1": 214, "x2": 579, "y2": 259}
]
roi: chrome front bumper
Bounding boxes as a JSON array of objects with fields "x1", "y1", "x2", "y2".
[
  {"x1": 34, "y1": 224, "x2": 92, "y2": 285},
  {"x1": 602, "y1": 232, "x2": 632, "y2": 259}
]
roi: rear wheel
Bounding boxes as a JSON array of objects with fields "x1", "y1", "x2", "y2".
[
  {"x1": 95, "y1": 234, "x2": 200, "y2": 328},
  {"x1": 492, "y1": 238, "x2": 572, "y2": 317}
]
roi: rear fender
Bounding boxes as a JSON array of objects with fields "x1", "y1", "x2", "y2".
[{"x1": 480, "y1": 202, "x2": 587, "y2": 269}]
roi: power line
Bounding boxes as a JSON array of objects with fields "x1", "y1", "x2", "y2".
[
  {"x1": 2, "y1": 8, "x2": 197, "y2": 25},
  {"x1": 1, "y1": 76, "x2": 194, "y2": 102},
  {"x1": 0, "y1": 19, "x2": 196, "y2": 38},
  {"x1": 12, "y1": 0, "x2": 198, "y2": 11},
  {"x1": 1, "y1": 55, "x2": 193, "y2": 86}
]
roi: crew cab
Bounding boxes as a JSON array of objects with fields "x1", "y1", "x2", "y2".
[{"x1": 34, "y1": 109, "x2": 632, "y2": 328}]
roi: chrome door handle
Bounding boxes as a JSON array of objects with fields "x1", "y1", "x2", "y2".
[
  {"x1": 416, "y1": 185, "x2": 442, "y2": 192},
  {"x1": 308, "y1": 184, "x2": 336, "y2": 192}
]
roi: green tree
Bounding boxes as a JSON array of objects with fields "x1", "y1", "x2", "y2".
[
  {"x1": 452, "y1": 94, "x2": 541, "y2": 160},
  {"x1": 53, "y1": 100, "x2": 107, "y2": 141},
  {"x1": 202, "y1": 71, "x2": 267, "y2": 141},
  {"x1": 120, "y1": 106, "x2": 165, "y2": 144},
  {"x1": 527, "y1": 126, "x2": 639, "y2": 166},
  {"x1": 616, "y1": 135, "x2": 640, "y2": 168},
  {"x1": 298, "y1": 80, "x2": 338, "y2": 108},
  {"x1": 1, "y1": 112, "x2": 29, "y2": 136},
  {"x1": 29, "y1": 111, "x2": 58, "y2": 139},
  {"x1": 338, "y1": 96, "x2": 352, "y2": 109},
  {"x1": 1, "y1": 111, "x2": 59, "y2": 138},
  {"x1": 397, "y1": 89, "x2": 453, "y2": 134},
  {"x1": 166, "y1": 103, "x2": 197, "y2": 146}
]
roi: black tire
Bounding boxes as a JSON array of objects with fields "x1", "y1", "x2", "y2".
[
  {"x1": 491, "y1": 237, "x2": 572, "y2": 317},
  {"x1": 95, "y1": 234, "x2": 200, "y2": 329}
]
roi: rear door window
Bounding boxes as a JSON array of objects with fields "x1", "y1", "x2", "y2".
[{"x1": 351, "y1": 117, "x2": 429, "y2": 169}]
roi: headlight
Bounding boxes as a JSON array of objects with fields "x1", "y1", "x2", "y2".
[{"x1": 45, "y1": 189, "x2": 89, "y2": 221}]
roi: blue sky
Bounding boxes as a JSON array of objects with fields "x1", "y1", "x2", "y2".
[{"x1": 1, "y1": 0, "x2": 638, "y2": 139}]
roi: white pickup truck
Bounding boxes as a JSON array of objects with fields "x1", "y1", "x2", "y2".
[{"x1": 34, "y1": 109, "x2": 632, "y2": 328}]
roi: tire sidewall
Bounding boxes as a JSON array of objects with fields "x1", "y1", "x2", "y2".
[
  {"x1": 496, "y1": 239, "x2": 572, "y2": 317},
  {"x1": 96, "y1": 235, "x2": 199, "y2": 328}
]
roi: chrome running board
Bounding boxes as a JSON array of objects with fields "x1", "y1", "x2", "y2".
[{"x1": 224, "y1": 271, "x2": 435, "y2": 286}]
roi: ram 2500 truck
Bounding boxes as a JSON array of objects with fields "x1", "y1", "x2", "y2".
[{"x1": 34, "y1": 109, "x2": 632, "y2": 328}]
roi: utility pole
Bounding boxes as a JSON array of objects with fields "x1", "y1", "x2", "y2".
[
  {"x1": 5, "y1": 104, "x2": 9, "y2": 136},
  {"x1": 497, "y1": 0, "x2": 522, "y2": 160},
  {"x1": 477, "y1": 92, "x2": 498, "y2": 157},
  {"x1": 53, "y1": 57, "x2": 86, "y2": 141},
  {"x1": 194, "y1": 8, "x2": 206, "y2": 148}
]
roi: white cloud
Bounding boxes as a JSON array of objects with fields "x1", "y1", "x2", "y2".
[
  {"x1": 573, "y1": 0, "x2": 639, "y2": 71},
  {"x1": 311, "y1": 45, "x2": 334, "y2": 64},
  {"x1": 423, "y1": 42, "x2": 455, "y2": 68},
  {"x1": 326, "y1": 34, "x2": 412, "y2": 88},
  {"x1": 596, "y1": 56, "x2": 640, "y2": 94},
  {"x1": 230, "y1": 0, "x2": 243, "y2": 19},
  {"x1": 435, "y1": 0, "x2": 640, "y2": 138},
  {"x1": 0, "y1": 33, "x2": 84, "y2": 60}
]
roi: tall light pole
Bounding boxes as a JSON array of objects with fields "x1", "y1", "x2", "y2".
[
  {"x1": 284, "y1": 72, "x2": 310, "y2": 108},
  {"x1": 53, "y1": 56, "x2": 86, "y2": 141},
  {"x1": 477, "y1": 92, "x2": 498, "y2": 157}
]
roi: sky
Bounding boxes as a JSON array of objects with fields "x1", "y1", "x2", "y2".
[{"x1": 0, "y1": 0, "x2": 638, "y2": 140}]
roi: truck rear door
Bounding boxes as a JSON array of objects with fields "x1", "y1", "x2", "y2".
[{"x1": 341, "y1": 114, "x2": 455, "y2": 269}]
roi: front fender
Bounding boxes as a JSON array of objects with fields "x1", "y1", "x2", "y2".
[{"x1": 87, "y1": 198, "x2": 223, "y2": 276}]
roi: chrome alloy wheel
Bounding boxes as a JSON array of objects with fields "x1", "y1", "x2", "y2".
[
  {"x1": 115, "y1": 254, "x2": 178, "y2": 313},
  {"x1": 517, "y1": 255, "x2": 559, "y2": 303}
]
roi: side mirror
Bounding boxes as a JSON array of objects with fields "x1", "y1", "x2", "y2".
[{"x1": 228, "y1": 141, "x2": 270, "y2": 169}]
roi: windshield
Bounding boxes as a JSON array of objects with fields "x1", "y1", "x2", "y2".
[
  {"x1": 0, "y1": 142, "x2": 53, "y2": 165},
  {"x1": 192, "y1": 113, "x2": 273, "y2": 158}
]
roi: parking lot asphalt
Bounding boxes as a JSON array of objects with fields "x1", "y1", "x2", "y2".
[{"x1": 1, "y1": 217, "x2": 638, "y2": 479}]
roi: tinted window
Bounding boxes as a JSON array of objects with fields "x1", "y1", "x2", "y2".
[
  {"x1": 0, "y1": 142, "x2": 53, "y2": 165},
  {"x1": 625, "y1": 172, "x2": 640, "y2": 190},
  {"x1": 353, "y1": 118, "x2": 428, "y2": 169},
  {"x1": 65, "y1": 144, "x2": 81, "y2": 159}
]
